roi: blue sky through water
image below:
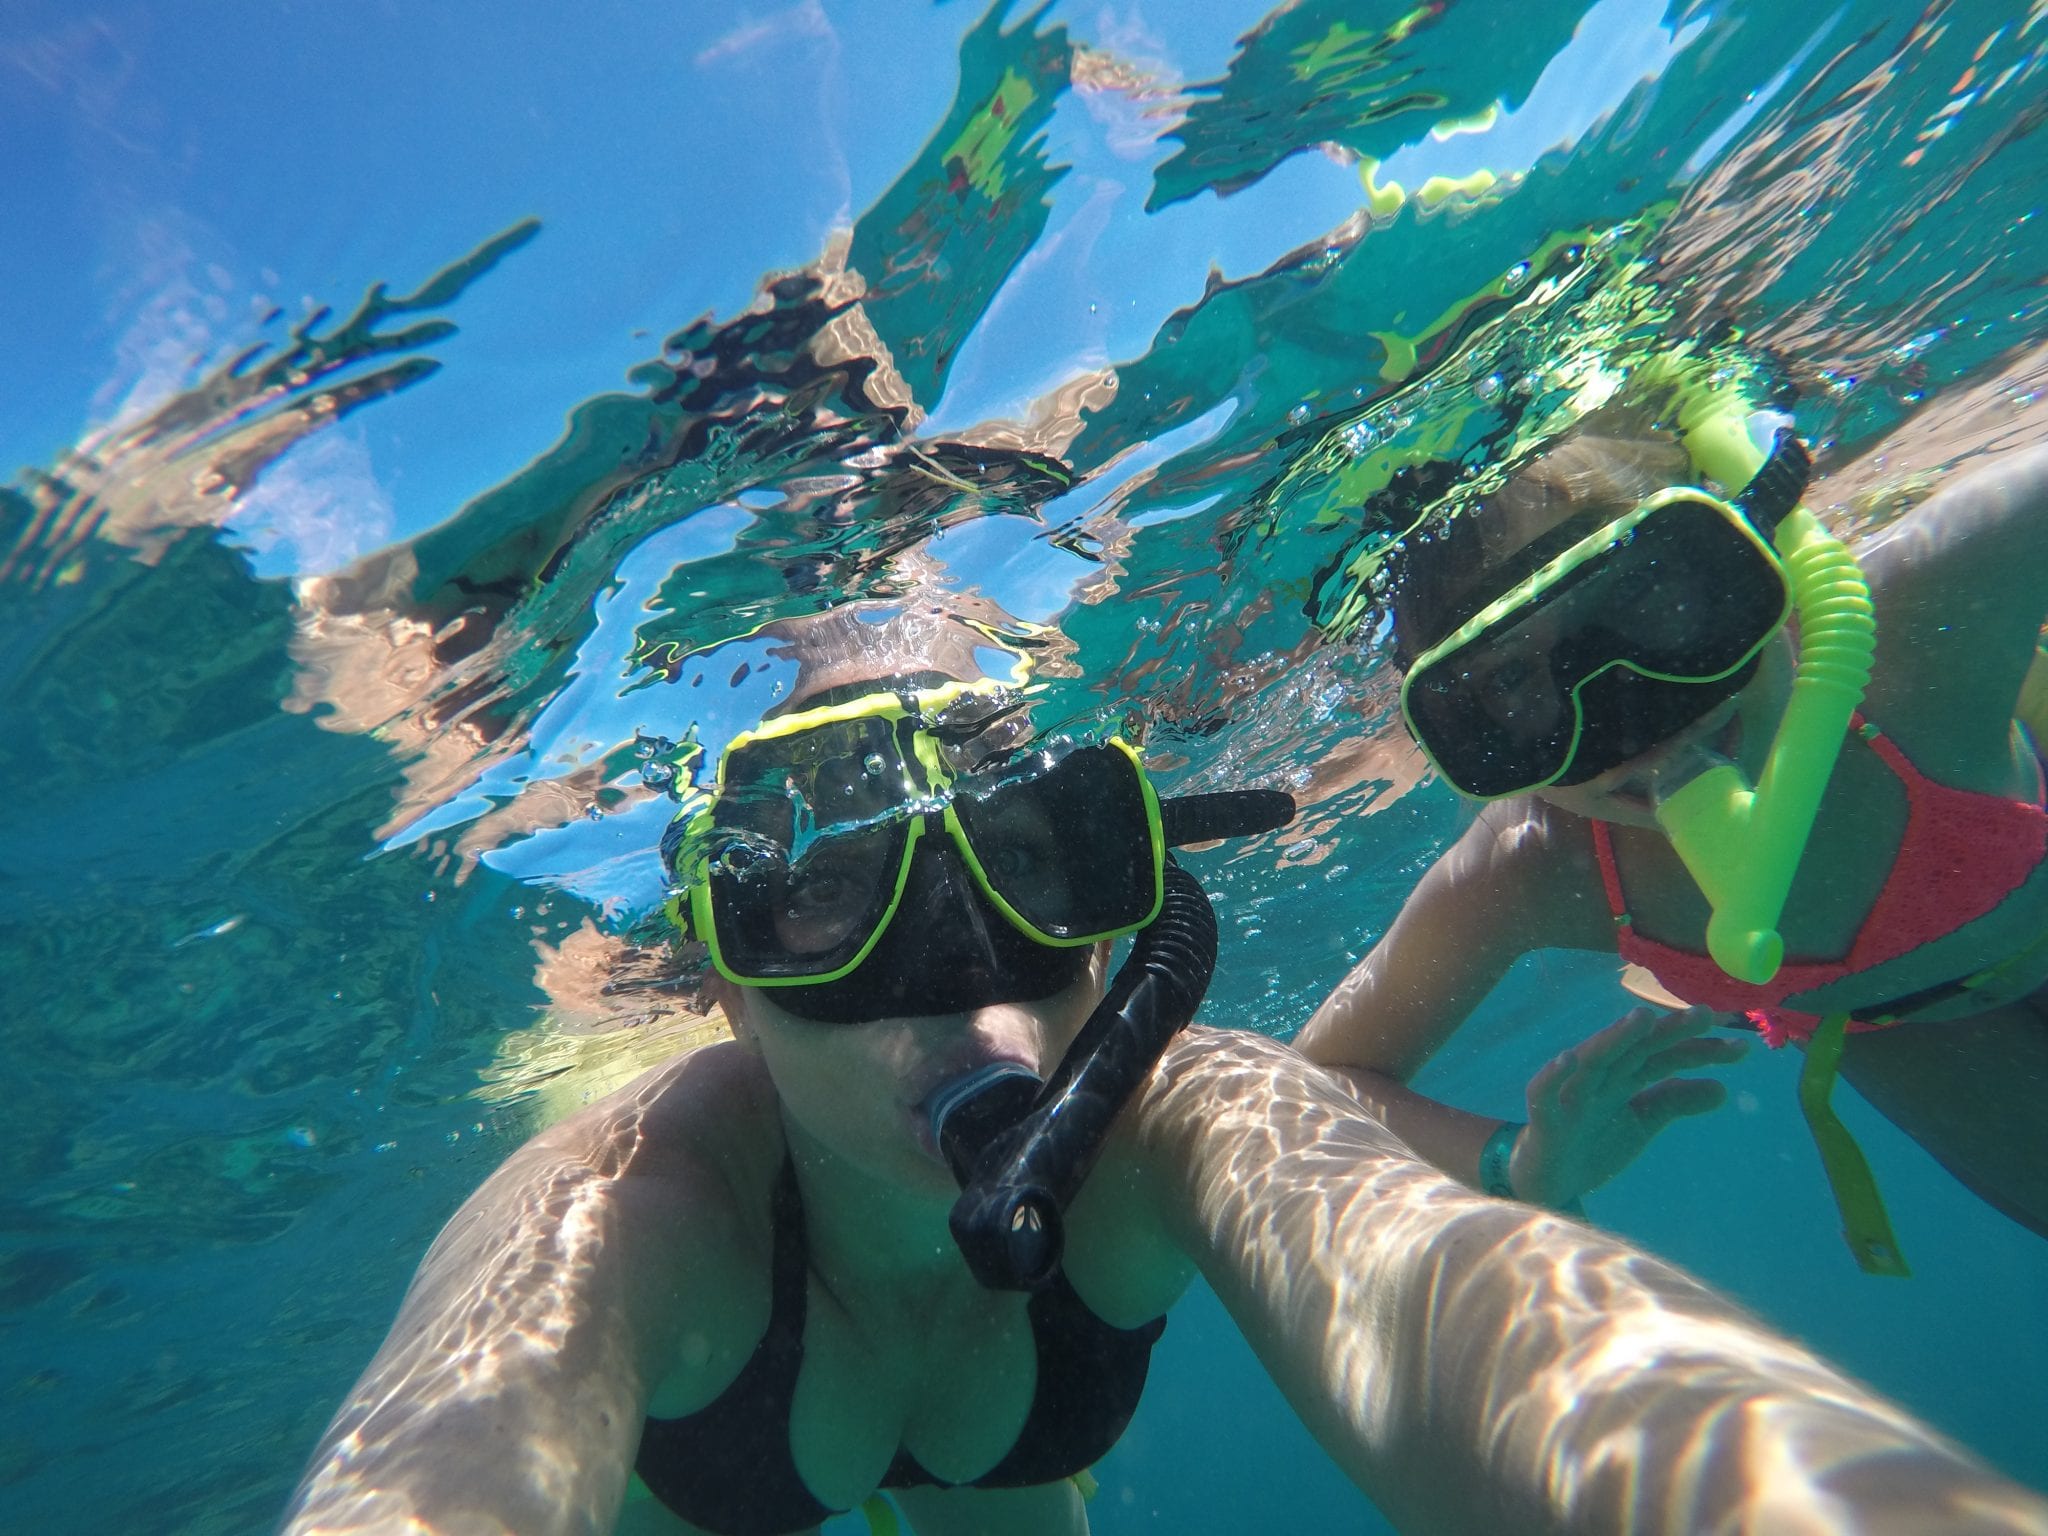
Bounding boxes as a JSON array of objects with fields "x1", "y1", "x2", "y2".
[
  {"x1": 0, "y1": 0, "x2": 1718, "y2": 898},
  {"x1": 3, "y1": 0, "x2": 1693, "y2": 580}
]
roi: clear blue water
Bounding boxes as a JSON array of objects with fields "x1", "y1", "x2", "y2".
[{"x1": 2, "y1": 2, "x2": 2044, "y2": 1532}]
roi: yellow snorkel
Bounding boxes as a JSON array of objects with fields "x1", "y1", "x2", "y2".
[
  {"x1": 1650, "y1": 363, "x2": 1905, "y2": 1276},
  {"x1": 1648, "y1": 361, "x2": 1877, "y2": 985}
]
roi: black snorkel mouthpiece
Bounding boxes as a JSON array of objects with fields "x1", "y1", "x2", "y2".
[
  {"x1": 938, "y1": 859, "x2": 1219, "y2": 1291},
  {"x1": 931, "y1": 1064, "x2": 1044, "y2": 1179},
  {"x1": 932, "y1": 785, "x2": 1294, "y2": 1292}
]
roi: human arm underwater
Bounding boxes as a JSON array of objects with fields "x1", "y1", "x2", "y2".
[
  {"x1": 1855, "y1": 443, "x2": 2048, "y2": 780},
  {"x1": 1295, "y1": 797, "x2": 1572, "y2": 1083},
  {"x1": 1134, "y1": 1026, "x2": 2048, "y2": 1536},
  {"x1": 280, "y1": 1049, "x2": 762, "y2": 1536},
  {"x1": 1292, "y1": 798, "x2": 1735, "y2": 1207}
]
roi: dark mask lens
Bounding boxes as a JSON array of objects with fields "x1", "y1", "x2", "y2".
[
  {"x1": 773, "y1": 841, "x2": 1090, "y2": 1023},
  {"x1": 1406, "y1": 639, "x2": 1579, "y2": 798},
  {"x1": 706, "y1": 715, "x2": 914, "y2": 980},
  {"x1": 706, "y1": 821, "x2": 907, "y2": 980},
  {"x1": 1594, "y1": 499, "x2": 1788, "y2": 676},
  {"x1": 716, "y1": 715, "x2": 910, "y2": 841},
  {"x1": 1551, "y1": 658, "x2": 1759, "y2": 786},
  {"x1": 952, "y1": 745, "x2": 1160, "y2": 939},
  {"x1": 1405, "y1": 498, "x2": 1785, "y2": 797}
]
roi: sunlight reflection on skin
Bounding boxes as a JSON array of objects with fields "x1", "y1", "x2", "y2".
[
  {"x1": 286, "y1": 1061, "x2": 682, "y2": 1536},
  {"x1": 285, "y1": 1020, "x2": 2048, "y2": 1536},
  {"x1": 1136, "y1": 1028, "x2": 2048, "y2": 1536}
]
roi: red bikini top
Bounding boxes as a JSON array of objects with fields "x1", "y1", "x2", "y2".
[{"x1": 1592, "y1": 715, "x2": 2048, "y2": 1043}]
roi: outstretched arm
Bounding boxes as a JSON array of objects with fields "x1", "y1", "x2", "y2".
[
  {"x1": 1293, "y1": 799, "x2": 1632, "y2": 1198},
  {"x1": 282, "y1": 1053, "x2": 743, "y2": 1536},
  {"x1": 1295, "y1": 802, "x2": 1571, "y2": 1080},
  {"x1": 1136, "y1": 1028, "x2": 2048, "y2": 1536}
]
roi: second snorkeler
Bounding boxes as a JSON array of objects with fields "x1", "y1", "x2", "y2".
[{"x1": 1301, "y1": 352, "x2": 2048, "y2": 1257}]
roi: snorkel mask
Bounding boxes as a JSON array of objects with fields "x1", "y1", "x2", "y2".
[
  {"x1": 1399, "y1": 357, "x2": 1874, "y2": 986},
  {"x1": 662, "y1": 674, "x2": 1295, "y2": 1288},
  {"x1": 1401, "y1": 453, "x2": 1801, "y2": 799},
  {"x1": 666, "y1": 676, "x2": 1167, "y2": 1023}
]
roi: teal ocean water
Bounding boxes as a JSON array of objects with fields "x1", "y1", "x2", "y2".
[{"x1": 2, "y1": 2, "x2": 2044, "y2": 1531}]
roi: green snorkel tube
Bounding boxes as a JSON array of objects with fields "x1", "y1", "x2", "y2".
[
  {"x1": 1650, "y1": 358, "x2": 1906, "y2": 1277},
  {"x1": 1653, "y1": 368, "x2": 1877, "y2": 985}
]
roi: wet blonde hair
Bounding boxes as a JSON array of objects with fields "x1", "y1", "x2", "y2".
[
  {"x1": 1387, "y1": 419, "x2": 1691, "y2": 668},
  {"x1": 756, "y1": 599, "x2": 1024, "y2": 716}
]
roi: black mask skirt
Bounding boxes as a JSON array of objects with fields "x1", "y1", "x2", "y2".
[{"x1": 770, "y1": 840, "x2": 1090, "y2": 1024}]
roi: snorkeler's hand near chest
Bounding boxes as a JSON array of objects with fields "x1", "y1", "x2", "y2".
[{"x1": 1511, "y1": 1005, "x2": 1747, "y2": 1208}]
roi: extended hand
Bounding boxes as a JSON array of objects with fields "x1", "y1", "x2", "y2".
[{"x1": 1510, "y1": 1006, "x2": 1747, "y2": 1209}]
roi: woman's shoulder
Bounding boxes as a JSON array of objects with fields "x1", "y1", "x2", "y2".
[
  {"x1": 519, "y1": 1038, "x2": 787, "y2": 1231},
  {"x1": 1856, "y1": 447, "x2": 2048, "y2": 776},
  {"x1": 537, "y1": 1036, "x2": 774, "y2": 1143},
  {"x1": 1450, "y1": 796, "x2": 1613, "y2": 934},
  {"x1": 532, "y1": 1041, "x2": 786, "y2": 1405}
]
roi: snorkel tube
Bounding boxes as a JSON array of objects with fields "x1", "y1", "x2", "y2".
[
  {"x1": 1649, "y1": 360, "x2": 1877, "y2": 983},
  {"x1": 933, "y1": 789, "x2": 1295, "y2": 1291}
]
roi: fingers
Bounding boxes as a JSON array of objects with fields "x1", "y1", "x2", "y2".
[
  {"x1": 1530, "y1": 1006, "x2": 1743, "y2": 1127},
  {"x1": 1527, "y1": 1048, "x2": 1577, "y2": 1120},
  {"x1": 1603, "y1": 1006, "x2": 1744, "y2": 1084},
  {"x1": 1539, "y1": 1009, "x2": 1658, "y2": 1111},
  {"x1": 1639, "y1": 1034, "x2": 1748, "y2": 1080},
  {"x1": 1630, "y1": 1075, "x2": 1730, "y2": 1132},
  {"x1": 1577, "y1": 1005, "x2": 1669, "y2": 1066}
]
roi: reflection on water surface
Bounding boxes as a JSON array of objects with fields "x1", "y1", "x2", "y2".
[{"x1": 2, "y1": 2, "x2": 2044, "y2": 1531}]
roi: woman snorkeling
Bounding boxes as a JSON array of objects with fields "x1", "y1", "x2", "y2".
[
  {"x1": 284, "y1": 605, "x2": 2048, "y2": 1535},
  {"x1": 1298, "y1": 357, "x2": 2048, "y2": 1263}
]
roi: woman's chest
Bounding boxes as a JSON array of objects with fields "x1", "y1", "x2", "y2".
[
  {"x1": 1614, "y1": 736, "x2": 2048, "y2": 1011},
  {"x1": 783, "y1": 1281, "x2": 1041, "y2": 1507},
  {"x1": 1616, "y1": 743, "x2": 1909, "y2": 962}
]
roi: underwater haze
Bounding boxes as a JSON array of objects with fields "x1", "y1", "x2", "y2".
[{"x1": 3, "y1": 1, "x2": 2046, "y2": 1532}]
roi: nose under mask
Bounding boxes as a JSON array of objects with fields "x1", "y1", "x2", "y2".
[
  {"x1": 771, "y1": 842, "x2": 1090, "y2": 1024},
  {"x1": 1551, "y1": 658, "x2": 1758, "y2": 788}
]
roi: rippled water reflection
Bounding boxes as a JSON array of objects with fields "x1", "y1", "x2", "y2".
[{"x1": 2, "y1": 2, "x2": 2044, "y2": 1531}]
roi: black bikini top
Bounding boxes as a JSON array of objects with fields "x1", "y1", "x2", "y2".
[{"x1": 635, "y1": 1157, "x2": 1165, "y2": 1536}]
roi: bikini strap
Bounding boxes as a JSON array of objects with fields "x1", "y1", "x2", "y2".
[
  {"x1": 1845, "y1": 709, "x2": 1916, "y2": 776},
  {"x1": 1589, "y1": 820, "x2": 1631, "y2": 928}
]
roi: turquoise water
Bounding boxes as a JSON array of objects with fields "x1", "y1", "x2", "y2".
[{"x1": 2, "y1": 2, "x2": 2044, "y2": 1531}]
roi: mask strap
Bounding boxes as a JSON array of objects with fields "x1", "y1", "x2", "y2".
[{"x1": 1735, "y1": 426, "x2": 1811, "y2": 535}]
